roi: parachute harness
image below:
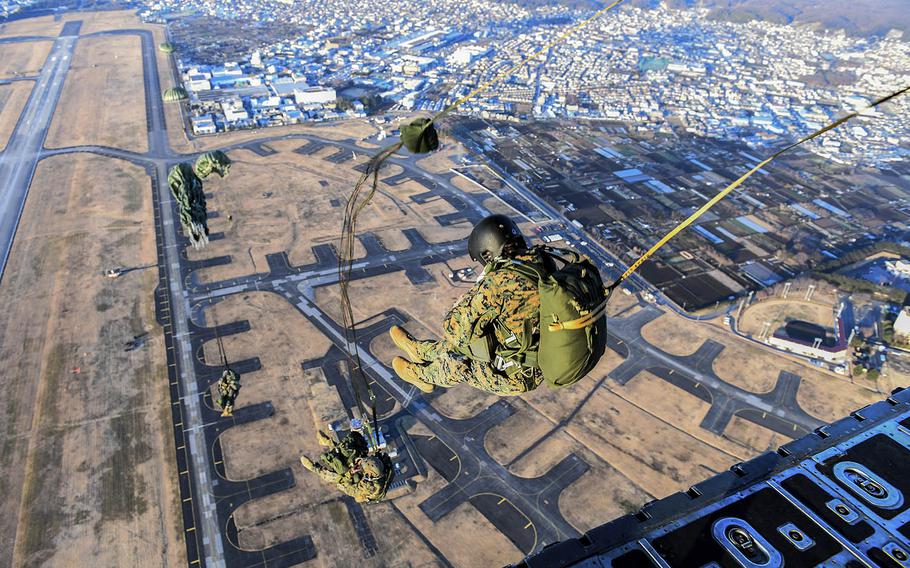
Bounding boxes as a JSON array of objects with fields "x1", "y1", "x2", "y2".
[{"x1": 337, "y1": 0, "x2": 628, "y2": 424}]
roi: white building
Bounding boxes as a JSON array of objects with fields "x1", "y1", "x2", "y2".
[
  {"x1": 294, "y1": 86, "x2": 336, "y2": 106},
  {"x1": 895, "y1": 308, "x2": 910, "y2": 341},
  {"x1": 886, "y1": 259, "x2": 910, "y2": 278},
  {"x1": 185, "y1": 79, "x2": 211, "y2": 92},
  {"x1": 191, "y1": 115, "x2": 216, "y2": 135},
  {"x1": 450, "y1": 45, "x2": 490, "y2": 66}
]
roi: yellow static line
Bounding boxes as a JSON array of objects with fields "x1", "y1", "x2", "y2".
[{"x1": 616, "y1": 84, "x2": 910, "y2": 286}]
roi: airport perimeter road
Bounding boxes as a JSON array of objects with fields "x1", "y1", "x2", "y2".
[{"x1": 0, "y1": 22, "x2": 80, "y2": 283}]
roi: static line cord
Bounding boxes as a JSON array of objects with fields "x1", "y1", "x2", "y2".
[
  {"x1": 546, "y1": 84, "x2": 910, "y2": 333},
  {"x1": 209, "y1": 298, "x2": 230, "y2": 369},
  {"x1": 610, "y1": 84, "x2": 910, "y2": 290}
]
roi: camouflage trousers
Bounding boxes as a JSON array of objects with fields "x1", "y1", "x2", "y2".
[{"x1": 411, "y1": 340, "x2": 542, "y2": 396}]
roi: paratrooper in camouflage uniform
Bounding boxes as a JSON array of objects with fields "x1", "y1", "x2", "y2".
[
  {"x1": 300, "y1": 431, "x2": 393, "y2": 503},
  {"x1": 216, "y1": 369, "x2": 241, "y2": 417},
  {"x1": 391, "y1": 215, "x2": 544, "y2": 396}
]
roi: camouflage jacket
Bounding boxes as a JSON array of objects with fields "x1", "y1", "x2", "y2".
[
  {"x1": 319, "y1": 432, "x2": 368, "y2": 475},
  {"x1": 337, "y1": 464, "x2": 393, "y2": 503},
  {"x1": 443, "y1": 250, "x2": 541, "y2": 358}
]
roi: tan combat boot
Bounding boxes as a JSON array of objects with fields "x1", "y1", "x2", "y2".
[
  {"x1": 392, "y1": 356, "x2": 434, "y2": 394},
  {"x1": 316, "y1": 430, "x2": 333, "y2": 447},
  {"x1": 300, "y1": 456, "x2": 315, "y2": 471},
  {"x1": 389, "y1": 326, "x2": 425, "y2": 364}
]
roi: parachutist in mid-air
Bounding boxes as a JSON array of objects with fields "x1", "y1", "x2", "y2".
[
  {"x1": 216, "y1": 369, "x2": 240, "y2": 417},
  {"x1": 300, "y1": 431, "x2": 393, "y2": 503},
  {"x1": 391, "y1": 214, "x2": 607, "y2": 396}
]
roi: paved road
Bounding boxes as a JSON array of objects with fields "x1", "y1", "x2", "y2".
[{"x1": 0, "y1": 22, "x2": 79, "y2": 283}]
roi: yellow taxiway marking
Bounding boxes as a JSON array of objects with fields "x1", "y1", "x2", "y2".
[
  {"x1": 450, "y1": 455, "x2": 458, "y2": 461},
  {"x1": 524, "y1": 522, "x2": 533, "y2": 529},
  {"x1": 428, "y1": 435, "x2": 436, "y2": 441},
  {"x1": 186, "y1": 526, "x2": 196, "y2": 533},
  {"x1": 190, "y1": 560, "x2": 200, "y2": 565},
  {"x1": 215, "y1": 460, "x2": 223, "y2": 465},
  {"x1": 180, "y1": 470, "x2": 189, "y2": 476},
  {"x1": 498, "y1": 497, "x2": 506, "y2": 505},
  {"x1": 183, "y1": 497, "x2": 192, "y2": 502}
]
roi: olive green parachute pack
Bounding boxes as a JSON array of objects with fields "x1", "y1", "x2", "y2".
[
  {"x1": 167, "y1": 151, "x2": 232, "y2": 249},
  {"x1": 490, "y1": 246, "x2": 608, "y2": 389},
  {"x1": 400, "y1": 118, "x2": 439, "y2": 154}
]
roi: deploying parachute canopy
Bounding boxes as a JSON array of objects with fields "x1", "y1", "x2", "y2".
[
  {"x1": 194, "y1": 151, "x2": 232, "y2": 178},
  {"x1": 158, "y1": 42, "x2": 176, "y2": 53},
  {"x1": 167, "y1": 151, "x2": 232, "y2": 248},
  {"x1": 168, "y1": 163, "x2": 207, "y2": 247},
  {"x1": 163, "y1": 87, "x2": 188, "y2": 102}
]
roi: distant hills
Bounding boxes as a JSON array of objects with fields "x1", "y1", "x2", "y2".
[{"x1": 623, "y1": 0, "x2": 910, "y2": 39}]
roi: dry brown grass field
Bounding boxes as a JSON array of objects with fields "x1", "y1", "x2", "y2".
[
  {"x1": 0, "y1": 81, "x2": 33, "y2": 151},
  {"x1": 639, "y1": 310, "x2": 881, "y2": 421},
  {"x1": 186, "y1": 141, "x2": 470, "y2": 284},
  {"x1": 46, "y1": 34, "x2": 148, "y2": 152},
  {"x1": 0, "y1": 12, "x2": 187, "y2": 567},
  {"x1": 739, "y1": 298, "x2": 837, "y2": 337},
  {"x1": 0, "y1": 40, "x2": 51, "y2": 79},
  {"x1": 0, "y1": 14, "x2": 63, "y2": 36},
  {"x1": 0, "y1": 154, "x2": 183, "y2": 567}
]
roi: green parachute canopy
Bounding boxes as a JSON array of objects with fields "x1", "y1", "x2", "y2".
[
  {"x1": 163, "y1": 87, "x2": 188, "y2": 102},
  {"x1": 167, "y1": 162, "x2": 208, "y2": 248},
  {"x1": 400, "y1": 118, "x2": 439, "y2": 154},
  {"x1": 194, "y1": 151, "x2": 232, "y2": 179},
  {"x1": 158, "y1": 42, "x2": 176, "y2": 53}
]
